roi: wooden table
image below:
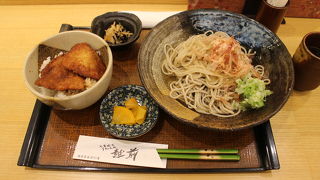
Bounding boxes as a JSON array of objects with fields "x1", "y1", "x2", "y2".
[{"x1": 0, "y1": 4, "x2": 319, "y2": 180}]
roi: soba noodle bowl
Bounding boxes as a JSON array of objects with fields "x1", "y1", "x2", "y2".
[{"x1": 161, "y1": 31, "x2": 271, "y2": 117}]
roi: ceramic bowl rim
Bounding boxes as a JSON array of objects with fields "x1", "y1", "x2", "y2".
[{"x1": 23, "y1": 30, "x2": 113, "y2": 101}]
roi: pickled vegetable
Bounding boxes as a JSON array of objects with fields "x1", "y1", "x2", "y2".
[
  {"x1": 111, "y1": 98, "x2": 147, "y2": 125},
  {"x1": 112, "y1": 106, "x2": 136, "y2": 125},
  {"x1": 125, "y1": 97, "x2": 139, "y2": 109},
  {"x1": 132, "y1": 106, "x2": 147, "y2": 124}
]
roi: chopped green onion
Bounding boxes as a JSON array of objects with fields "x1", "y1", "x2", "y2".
[{"x1": 235, "y1": 74, "x2": 272, "y2": 110}]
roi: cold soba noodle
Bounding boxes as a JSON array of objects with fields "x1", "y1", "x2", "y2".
[{"x1": 161, "y1": 31, "x2": 271, "y2": 117}]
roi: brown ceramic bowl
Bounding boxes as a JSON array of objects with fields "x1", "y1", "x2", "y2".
[{"x1": 138, "y1": 9, "x2": 294, "y2": 131}]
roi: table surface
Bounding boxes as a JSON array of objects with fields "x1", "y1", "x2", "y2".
[{"x1": 0, "y1": 4, "x2": 319, "y2": 180}]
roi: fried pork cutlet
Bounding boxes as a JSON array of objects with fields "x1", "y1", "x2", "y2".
[
  {"x1": 35, "y1": 55, "x2": 85, "y2": 91},
  {"x1": 62, "y1": 43, "x2": 106, "y2": 80}
]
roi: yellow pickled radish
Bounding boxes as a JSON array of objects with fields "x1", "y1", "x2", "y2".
[
  {"x1": 112, "y1": 106, "x2": 136, "y2": 125},
  {"x1": 124, "y1": 97, "x2": 139, "y2": 109},
  {"x1": 132, "y1": 106, "x2": 147, "y2": 124}
]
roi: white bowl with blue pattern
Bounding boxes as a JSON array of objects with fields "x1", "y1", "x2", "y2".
[{"x1": 99, "y1": 85, "x2": 159, "y2": 139}]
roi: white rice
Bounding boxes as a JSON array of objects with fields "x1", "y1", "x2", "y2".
[
  {"x1": 54, "y1": 91, "x2": 68, "y2": 98},
  {"x1": 39, "y1": 57, "x2": 51, "y2": 77},
  {"x1": 85, "y1": 78, "x2": 97, "y2": 89},
  {"x1": 54, "y1": 51, "x2": 64, "y2": 58},
  {"x1": 39, "y1": 51, "x2": 64, "y2": 77},
  {"x1": 266, "y1": 0, "x2": 288, "y2": 7}
]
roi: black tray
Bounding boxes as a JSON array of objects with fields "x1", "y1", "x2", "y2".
[{"x1": 17, "y1": 24, "x2": 280, "y2": 173}]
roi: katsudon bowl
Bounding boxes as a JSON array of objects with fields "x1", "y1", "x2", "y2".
[
  {"x1": 138, "y1": 9, "x2": 294, "y2": 131},
  {"x1": 24, "y1": 31, "x2": 113, "y2": 110}
]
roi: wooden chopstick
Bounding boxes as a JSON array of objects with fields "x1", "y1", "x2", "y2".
[
  {"x1": 158, "y1": 153, "x2": 240, "y2": 161},
  {"x1": 157, "y1": 149, "x2": 240, "y2": 161},
  {"x1": 156, "y1": 148, "x2": 239, "y2": 154}
]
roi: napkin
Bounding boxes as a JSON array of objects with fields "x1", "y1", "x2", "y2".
[
  {"x1": 122, "y1": 11, "x2": 181, "y2": 28},
  {"x1": 73, "y1": 135, "x2": 168, "y2": 168}
]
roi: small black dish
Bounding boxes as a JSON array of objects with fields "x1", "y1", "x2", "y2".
[{"x1": 91, "y1": 12, "x2": 142, "y2": 48}]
